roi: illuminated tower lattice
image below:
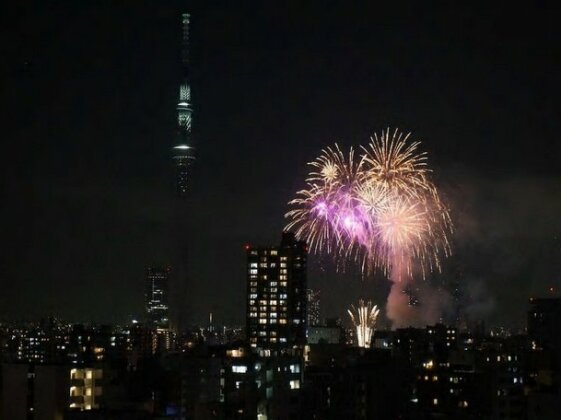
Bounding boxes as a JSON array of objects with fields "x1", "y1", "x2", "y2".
[
  {"x1": 347, "y1": 300, "x2": 380, "y2": 348},
  {"x1": 173, "y1": 12, "x2": 194, "y2": 197}
]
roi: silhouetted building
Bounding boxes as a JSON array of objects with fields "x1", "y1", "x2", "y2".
[
  {"x1": 304, "y1": 346, "x2": 406, "y2": 419},
  {"x1": 246, "y1": 232, "x2": 307, "y2": 349},
  {"x1": 528, "y1": 297, "x2": 561, "y2": 356},
  {"x1": 526, "y1": 297, "x2": 561, "y2": 419},
  {"x1": 1, "y1": 364, "x2": 103, "y2": 419}
]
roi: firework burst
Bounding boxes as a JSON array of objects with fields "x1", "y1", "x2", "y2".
[
  {"x1": 361, "y1": 128, "x2": 432, "y2": 199},
  {"x1": 285, "y1": 128, "x2": 451, "y2": 278},
  {"x1": 286, "y1": 144, "x2": 367, "y2": 258}
]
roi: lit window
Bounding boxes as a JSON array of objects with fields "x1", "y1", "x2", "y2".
[
  {"x1": 232, "y1": 366, "x2": 247, "y2": 373},
  {"x1": 290, "y1": 380, "x2": 300, "y2": 389},
  {"x1": 290, "y1": 364, "x2": 300, "y2": 373},
  {"x1": 433, "y1": 398, "x2": 438, "y2": 405}
]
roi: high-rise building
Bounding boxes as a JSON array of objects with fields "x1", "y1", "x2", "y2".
[
  {"x1": 173, "y1": 12, "x2": 194, "y2": 197},
  {"x1": 145, "y1": 266, "x2": 171, "y2": 328},
  {"x1": 246, "y1": 232, "x2": 307, "y2": 349},
  {"x1": 307, "y1": 289, "x2": 321, "y2": 327}
]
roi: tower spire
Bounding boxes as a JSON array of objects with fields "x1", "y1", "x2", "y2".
[{"x1": 173, "y1": 12, "x2": 194, "y2": 197}]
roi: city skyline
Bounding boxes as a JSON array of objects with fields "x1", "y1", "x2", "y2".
[{"x1": 2, "y1": 2, "x2": 560, "y2": 327}]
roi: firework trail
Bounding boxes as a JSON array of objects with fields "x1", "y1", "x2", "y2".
[
  {"x1": 347, "y1": 299, "x2": 380, "y2": 348},
  {"x1": 285, "y1": 128, "x2": 452, "y2": 327}
]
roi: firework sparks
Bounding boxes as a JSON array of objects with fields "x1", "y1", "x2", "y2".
[
  {"x1": 286, "y1": 144, "x2": 367, "y2": 258},
  {"x1": 285, "y1": 128, "x2": 451, "y2": 278},
  {"x1": 347, "y1": 299, "x2": 380, "y2": 348}
]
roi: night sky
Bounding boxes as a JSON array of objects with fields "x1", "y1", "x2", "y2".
[{"x1": 2, "y1": 1, "x2": 560, "y2": 328}]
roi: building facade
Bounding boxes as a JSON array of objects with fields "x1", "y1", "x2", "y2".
[
  {"x1": 306, "y1": 289, "x2": 320, "y2": 327},
  {"x1": 246, "y1": 232, "x2": 307, "y2": 349},
  {"x1": 1, "y1": 364, "x2": 103, "y2": 419}
]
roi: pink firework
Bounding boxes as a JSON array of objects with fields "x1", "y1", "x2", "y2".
[{"x1": 285, "y1": 129, "x2": 452, "y2": 277}]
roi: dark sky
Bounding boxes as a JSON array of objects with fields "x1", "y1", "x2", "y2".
[{"x1": 2, "y1": 1, "x2": 560, "y2": 328}]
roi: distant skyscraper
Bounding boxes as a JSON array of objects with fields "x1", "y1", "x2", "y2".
[
  {"x1": 173, "y1": 12, "x2": 194, "y2": 197},
  {"x1": 145, "y1": 266, "x2": 171, "y2": 328},
  {"x1": 246, "y1": 232, "x2": 307, "y2": 349},
  {"x1": 307, "y1": 289, "x2": 321, "y2": 327}
]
